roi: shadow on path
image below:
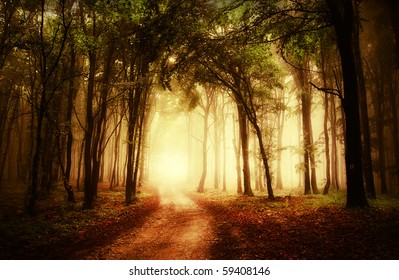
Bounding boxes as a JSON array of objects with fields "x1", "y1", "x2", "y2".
[{"x1": 86, "y1": 186, "x2": 214, "y2": 260}]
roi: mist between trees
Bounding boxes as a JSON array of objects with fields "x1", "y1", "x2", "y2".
[{"x1": 0, "y1": 0, "x2": 398, "y2": 215}]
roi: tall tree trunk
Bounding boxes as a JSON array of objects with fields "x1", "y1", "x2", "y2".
[
  {"x1": 297, "y1": 99, "x2": 302, "y2": 189},
  {"x1": 330, "y1": 95, "x2": 339, "y2": 190},
  {"x1": 212, "y1": 97, "x2": 220, "y2": 190},
  {"x1": 110, "y1": 113, "x2": 122, "y2": 190},
  {"x1": 233, "y1": 112, "x2": 242, "y2": 194},
  {"x1": 139, "y1": 103, "x2": 151, "y2": 186},
  {"x1": 26, "y1": 87, "x2": 48, "y2": 214},
  {"x1": 301, "y1": 90, "x2": 312, "y2": 195},
  {"x1": 186, "y1": 112, "x2": 193, "y2": 184},
  {"x1": 276, "y1": 91, "x2": 285, "y2": 190},
  {"x1": 83, "y1": 51, "x2": 96, "y2": 209},
  {"x1": 198, "y1": 101, "x2": 210, "y2": 193},
  {"x1": 373, "y1": 80, "x2": 388, "y2": 194},
  {"x1": 253, "y1": 123, "x2": 274, "y2": 199},
  {"x1": 386, "y1": 0, "x2": 399, "y2": 66},
  {"x1": 0, "y1": 93, "x2": 18, "y2": 187},
  {"x1": 91, "y1": 38, "x2": 115, "y2": 196},
  {"x1": 125, "y1": 94, "x2": 135, "y2": 203},
  {"x1": 326, "y1": 0, "x2": 368, "y2": 207},
  {"x1": 76, "y1": 138, "x2": 84, "y2": 192},
  {"x1": 308, "y1": 106, "x2": 319, "y2": 194},
  {"x1": 353, "y1": 9, "x2": 376, "y2": 198},
  {"x1": 323, "y1": 91, "x2": 331, "y2": 195},
  {"x1": 319, "y1": 46, "x2": 331, "y2": 195},
  {"x1": 222, "y1": 95, "x2": 227, "y2": 192},
  {"x1": 387, "y1": 78, "x2": 399, "y2": 191},
  {"x1": 125, "y1": 64, "x2": 137, "y2": 203},
  {"x1": 237, "y1": 102, "x2": 252, "y2": 196},
  {"x1": 253, "y1": 135, "x2": 260, "y2": 191},
  {"x1": 297, "y1": 61, "x2": 319, "y2": 195},
  {"x1": 126, "y1": 55, "x2": 147, "y2": 203},
  {"x1": 63, "y1": 47, "x2": 78, "y2": 202},
  {"x1": 133, "y1": 88, "x2": 149, "y2": 195}
]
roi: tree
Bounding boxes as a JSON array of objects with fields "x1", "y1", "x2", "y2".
[
  {"x1": 275, "y1": 87, "x2": 288, "y2": 190},
  {"x1": 0, "y1": 1, "x2": 28, "y2": 184},
  {"x1": 25, "y1": 0, "x2": 72, "y2": 214},
  {"x1": 197, "y1": 41, "x2": 280, "y2": 198},
  {"x1": 325, "y1": 0, "x2": 368, "y2": 207},
  {"x1": 292, "y1": 60, "x2": 319, "y2": 195},
  {"x1": 253, "y1": 0, "x2": 368, "y2": 205},
  {"x1": 279, "y1": 25, "x2": 321, "y2": 195},
  {"x1": 319, "y1": 40, "x2": 332, "y2": 195},
  {"x1": 196, "y1": 85, "x2": 214, "y2": 193},
  {"x1": 232, "y1": 111, "x2": 243, "y2": 193},
  {"x1": 211, "y1": 94, "x2": 221, "y2": 190}
]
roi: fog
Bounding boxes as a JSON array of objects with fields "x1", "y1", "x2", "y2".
[{"x1": 146, "y1": 81, "x2": 343, "y2": 194}]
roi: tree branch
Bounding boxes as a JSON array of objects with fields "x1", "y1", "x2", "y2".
[{"x1": 310, "y1": 81, "x2": 343, "y2": 100}]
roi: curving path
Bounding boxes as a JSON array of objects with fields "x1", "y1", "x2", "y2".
[{"x1": 86, "y1": 186, "x2": 214, "y2": 260}]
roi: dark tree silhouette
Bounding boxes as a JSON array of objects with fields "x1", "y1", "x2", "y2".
[{"x1": 325, "y1": 0, "x2": 368, "y2": 207}]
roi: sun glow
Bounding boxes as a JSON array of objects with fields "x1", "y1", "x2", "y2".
[
  {"x1": 149, "y1": 104, "x2": 190, "y2": 189},
  {"x1": 145, "y1": 83, "x2": 338, "y2": 194},
  {"x1": 152, "y1": 150, "x2": 188, "y2": 187}
]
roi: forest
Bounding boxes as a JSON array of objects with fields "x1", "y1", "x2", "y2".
[{"x1": 1, "y1": 0, "x2": 399, "y2": 260}]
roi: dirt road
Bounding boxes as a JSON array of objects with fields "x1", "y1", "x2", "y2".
[{"x1": 86, "y1": 186, "x2": 214, "y2": 260}]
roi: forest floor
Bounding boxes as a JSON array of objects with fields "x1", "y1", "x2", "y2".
[
  {"x1": 85, "y1": 185, "x2": 214, "y2": 259},
  {"x1": 1, "y1": 183, "x2": 399, "y2": 259}
]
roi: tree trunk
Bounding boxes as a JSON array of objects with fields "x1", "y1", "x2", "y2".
[
  {"x1": 63, "y1": 47, "x2": 79, "y2": 202},
  {"x1": 212, "y1": 97, "x2": 220, "y2": 190},
  {"x1": 253, "y1": 135, "x2": 260, "y2": 191},
  {"x1": 326, "y1": 0, "x2": 368, "y2": 207},
  {"x1": 387, "y1": 0, "x2": 399, "y2": 66},
  {"x1": 139, "y1": 102, "x2": 151, "y2": 186},
  {"x1": 198, "y1": 100, "x2": 210, "y2": 193},
  {"x1": 26, "y1": 90, "x2": 46, "y2": 215},
  {"x1": 126, "y1": 54, "x2": 146, "y2": 203},
  {"x1": 133, "y1": 89, "x2": 149, "y2": 195},
  {"x1": 319, "y1": 46, "x2": 331, "y2": 195},
  {"x1": 125, "y1": 76, "x2": 137, "y2": 203},
  {"x1": 222, "y1": 95, "x2": 227, "y2": 192},
  {"x1": 373, "y1": 79, "x2": 388, "y2": 194},
  {"x1": 387, "y1": 78, "x2": 399, "y2": 192},
  {"x1": 323, "y1": 92, "x2": 331, "y2": 195},
  {"x1": 297, "y1": 100, "x2": 302, "y2": 189},
  {"x1": 233, "y1": 112, "x2": 242, "y2": 194},
  {"x1": 297, "y1": 61, "x2": 319, "y2": 195},
  {"x1": 110, "y1": 113, "x2": 122, "y2": 190},
  {"x1": 253, "y1": 123, "x2": 274, "y2": 199},
  {"x1": 237, "y1": 102, "x2": 252, "y2": 196},
  {"x1": 301, "y1": 91, "x2": 312, "y2": 195},
  {"x1": 330, "y1": 95, "x2": 339, "y2": 190},
  {"x1": 276, "y1": 90, "x2": 285, "y2": 190},
  {"x1": 353, "y1": 10, "x2": 376, "y2": 198},
  {"x1": 308, "y1": 110, "x2": 319, "y2": 194},
  {"x1": 83, "y1": 51, "x2": 96, "y2": 209},
  {"x1": 186, "y1": 113, "x2": 193, "y2": 184}
]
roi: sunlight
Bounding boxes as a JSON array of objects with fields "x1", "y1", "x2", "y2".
[
  {"x1": 152, "y1": 151, "x2": 188, "y2": 187},
  {"x1": 149, "y1": 108, "x2": 190, "y2": 189}
]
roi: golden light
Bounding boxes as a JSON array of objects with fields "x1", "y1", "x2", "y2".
[
  {"x1": 152, "y1": 150, "x2": 188, "y2": 187},
  {"x1": 149, "y1": 110, "x2": 190, "y2": 190}
]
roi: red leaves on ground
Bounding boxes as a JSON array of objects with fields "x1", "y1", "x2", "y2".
[{"x1": 192, "y1": 193, "x2": 399, "y2": 260}]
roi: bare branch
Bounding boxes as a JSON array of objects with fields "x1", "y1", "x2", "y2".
[{"x1": 310, "y1": 81, "x2": 343, "y2": 100}]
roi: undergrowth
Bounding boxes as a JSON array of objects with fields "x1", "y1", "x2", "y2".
[{"x1": 0, "y1": 184, "x2": 159, "y2": 259}]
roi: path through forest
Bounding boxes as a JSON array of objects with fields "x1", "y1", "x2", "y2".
[{"x1": 86, "y1": 186, "x2": 214, "y2": 260}]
